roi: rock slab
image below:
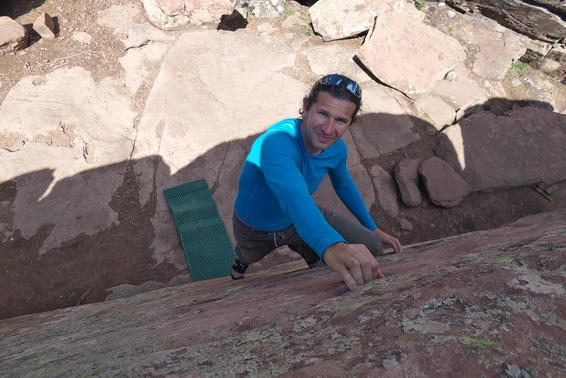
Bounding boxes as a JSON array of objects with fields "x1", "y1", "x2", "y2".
[
  {"x1": 436, "y1": 106, "x2": 566, "y2": 192},
  {"x1": 0, "y1": 216, "x2": 563, "y2": 377},
  {"x1": 357, "y1": 13, "x2": 466, "y2": 96}
]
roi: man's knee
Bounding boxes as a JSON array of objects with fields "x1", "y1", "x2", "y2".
[
  {"x1": 368, "y1": 236, "x2": 383, "y2": 256},
  {"x1": 365, "y1": 233, "x2": 383, "y2": 257}
]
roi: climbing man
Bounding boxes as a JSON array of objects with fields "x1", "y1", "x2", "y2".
[{"x1": 231, "y1": 74, "x2": 403, "y2": 290}]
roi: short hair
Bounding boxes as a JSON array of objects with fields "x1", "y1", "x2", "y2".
[{"x1": 301, "y1": 74, "x2": 362, "y2": 120}]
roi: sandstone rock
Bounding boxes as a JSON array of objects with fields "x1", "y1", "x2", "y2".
[
  {"x1": 418, "y1": 157, "x2": 471, "y2": 208},
  {"x1": 142, "y1": 0, "x2": 234, "y2": 30},
  {"x1": 445, "y1": 13, "x2": 528, "y2": 81},
  {"x1": 97, "y1": 4, "x2": 175, "y2": 50},
  {"x1": 415, "y1": 95, "x2": 455, "y2": 130},
  {"x1": 0, "y1": 216, "x2": 563, "y2": 376},
  {"x1": 394, "y1": 159, "x2": 423, "y2": 208},
  {"x1": 0, "y1": 67, "x2": 137, "y2": 254},
  {"x1": 0, "y1": 16, "x2": 28, "y2": 55},
  {"x1": 313, "y1": 162, "x2": 375, "y2": 223},
  {"x1": 437, "y1": 106, "x2": 566, "y2": 192},
  {"x1": 433, "y1": 80, "x2": 488, "y2": 116},
  {"x1": 370, "y1": 165, "x2": 399, "y2": 217},
  {"x1": 306, "y1": 44, "x2": 371, "y2": 84},
  {"x1": 350, "y1": 85, "x2": 420, "y2": 159},
  {"x1": 32, "y1": 12, "x2": 56, "y2": 39},
  {"x1": 309, "y1": 0, "x2": 379, "y2": 42},
  {"x1": 446, "y1": 0, "x2": 566, "y2": 42},
  {"x1": 118, "y1": 42, "x2": 169, "y2": 95},
  {"x1": 357, "y1": 13, "x2": 467, "y2": 97},
  {"x1": 399, "y1": 217, "x2": 413, "y2": 230},
  {"x1": 130, "y1": 30, "x2": 306, "y2": 268},
  {"x1": 309, "y1": 0, "x2": 420, "y2": 42}
]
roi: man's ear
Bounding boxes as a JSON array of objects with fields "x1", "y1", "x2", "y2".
[{"x1": 302, "y1": 97, "x2": 309, "y2": 113}]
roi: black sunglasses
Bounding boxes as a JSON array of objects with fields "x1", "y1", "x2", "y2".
[{"x1": 319, "y1": 74, "x2": 362, "y2": 98}]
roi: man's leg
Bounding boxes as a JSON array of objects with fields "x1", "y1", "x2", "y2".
[
  {"x1": 320, "y1": 207, "x2": 383, "y2": 256},
  {"x1": 231, "y1": 212, "x2": 278, "y2": 279},
  {"x1": 284, "y1": 207, "x2": 383, "y2": 266}
]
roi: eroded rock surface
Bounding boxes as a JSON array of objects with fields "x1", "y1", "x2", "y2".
[{"x1": 0, "y1": 212, "x2": 564, "y2": 376}]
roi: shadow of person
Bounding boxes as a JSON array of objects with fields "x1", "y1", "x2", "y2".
[{"x1": 2, "y1": 98, "x2": 564, "y2": 321}]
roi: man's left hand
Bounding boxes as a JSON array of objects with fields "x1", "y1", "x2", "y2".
[{"x1": 374, "y1": 229, "x2": 403, "y2": 253}]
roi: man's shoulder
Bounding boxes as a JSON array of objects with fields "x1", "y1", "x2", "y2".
[{"x1": 266, "y1": 118, "x2": 300, "y2": 135}]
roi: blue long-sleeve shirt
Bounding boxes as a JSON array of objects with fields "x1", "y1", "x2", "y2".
[{"x1": 234, "y1": 118, "x2": 377, "y2": 258}]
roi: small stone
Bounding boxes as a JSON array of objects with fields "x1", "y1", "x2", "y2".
[
  {"x1": 445, "y1": 70, "x2": 458, "y2": 82},
  {"x1": 33, "y1": 12, "x2": 56, "y2": 39},
  {"x1": 399, "y1": 218, "x2": 414, "y2": 231}
]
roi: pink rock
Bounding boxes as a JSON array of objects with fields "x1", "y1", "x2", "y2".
[
  {"x1": 0, "y1": 16, "x2": 28, "y2": 54},
  {"x1": 418, "y1": 156, "x2": 471, "y2": 207},
  {"x1": 0, "y1": 214, "x2": 564, "y2": 376}
]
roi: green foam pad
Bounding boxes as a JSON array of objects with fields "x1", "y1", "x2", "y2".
[{"x1": 163, "y1": 179, "x2": 235, "y2": 281}]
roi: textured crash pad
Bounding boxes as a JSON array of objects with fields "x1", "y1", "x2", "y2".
[{"x1": 164, "y1": 179, "x2": 235, "y2": 281}]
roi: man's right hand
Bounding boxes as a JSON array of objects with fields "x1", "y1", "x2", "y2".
[{"x1": 323, "y1": 242, "x2": 384, "y2": 291}]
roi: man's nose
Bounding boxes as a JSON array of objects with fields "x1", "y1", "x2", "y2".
[{"x1": 321, "y1": 119, "x2": 334, "y2": 134}]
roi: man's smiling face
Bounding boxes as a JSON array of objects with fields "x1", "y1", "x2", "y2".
[{"x1": 300, "y1": 91, "x2": 356, "y2": 156}]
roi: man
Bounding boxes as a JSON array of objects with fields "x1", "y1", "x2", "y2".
[{"x1": 231, "y1": 74, "x2": 402, "y2": 290}]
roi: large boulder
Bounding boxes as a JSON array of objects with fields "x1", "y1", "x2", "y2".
[
  {"x1": 357, "y1": 13, "x2": 467, "y2": 97},
  {"x1": 436, "y1": 106, "x2": 566, "y2": 192}
]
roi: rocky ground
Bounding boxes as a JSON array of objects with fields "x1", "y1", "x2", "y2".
[{"x1": 1, "y1": 0, "x2": 565, "y2": 320}]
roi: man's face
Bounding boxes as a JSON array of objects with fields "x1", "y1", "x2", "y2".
[{"x1": 301, "y1": 91, "x2": 356, "y2": 156}]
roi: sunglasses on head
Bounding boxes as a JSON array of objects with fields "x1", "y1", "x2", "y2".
[{"x1": 319, "y1": 74, "x2": 362, "y2": 98}]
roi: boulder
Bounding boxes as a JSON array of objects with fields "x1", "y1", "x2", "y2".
[
  {"x1": 357, "y1": 13, "x2": 467, "y2": 97},
  {"x1": 350, "y1": 85, "x2": 420, "y2": 159},
  {"x1": 436, "y1": 106, "x2": 566, "y2": 192},
  {"x1": 418, "y1": 157, "x2": 472, "y2": 208},
  {"x1": 0, "y1": 16, "x2": 28, "y2": 55},
  {"x1": 309, "y1": 0, "x2": 379, "y2": 42},
  {"x1": 237, "y1": 0, "x2": 282, "y2": 18},
  {"x1": 0, "y1": 67, "x2": 137, "y2": 254}
]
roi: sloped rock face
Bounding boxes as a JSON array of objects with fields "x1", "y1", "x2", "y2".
[{"x1": 0, "y1": 212, "x2": 564, "y2": 377}]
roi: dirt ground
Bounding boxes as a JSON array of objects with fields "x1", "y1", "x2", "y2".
[{"x1": 1, "y1": 0, "x2": 565, "y2": 320}]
